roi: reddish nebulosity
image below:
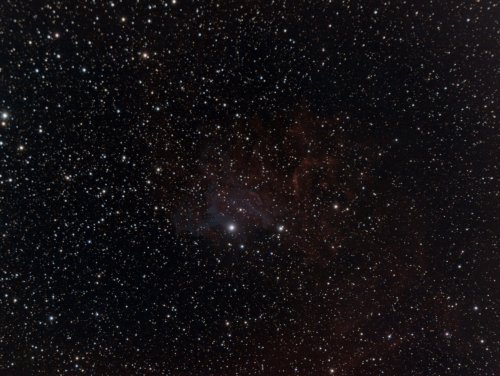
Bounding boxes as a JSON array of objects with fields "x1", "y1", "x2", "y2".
[
  {"x1": 292, "y1": 156, "x2": 339, "y2": 198},
  {"x1": 173, "y1": 108, "x2": 380, "y2": 257}
]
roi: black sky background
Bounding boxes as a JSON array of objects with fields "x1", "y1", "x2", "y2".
[{"x1": 0, "y1": 1, "x2": 498, "y2": 375}]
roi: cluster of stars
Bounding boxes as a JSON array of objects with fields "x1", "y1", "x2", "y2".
[{"x1": 0, "y1": 1, "x2": 497, "y2": 375}]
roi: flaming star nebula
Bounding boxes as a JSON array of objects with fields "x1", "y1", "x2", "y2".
[
  {"x1": 172, "y1": 110, "x2": 381, "y2": 257},
  {"x1": 0, "y1": 1, "x2": 497, "y2": 376}
]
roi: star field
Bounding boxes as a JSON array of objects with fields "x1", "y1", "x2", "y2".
[{"x1": 0, "y1": 1, "x2": 498, "y2": 375}]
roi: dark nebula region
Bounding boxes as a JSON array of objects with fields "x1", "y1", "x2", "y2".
[{"x1": 0, "y1": 1, "x2": 499, "y2": 376}]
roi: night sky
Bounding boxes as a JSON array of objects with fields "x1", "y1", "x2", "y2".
[{"x1": 1, "y1": 1, "x2": 499, "y2": 375}]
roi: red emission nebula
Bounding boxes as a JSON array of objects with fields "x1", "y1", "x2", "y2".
[{"x1": 173, "y1": 109, "x2": 383, "y2": 258}]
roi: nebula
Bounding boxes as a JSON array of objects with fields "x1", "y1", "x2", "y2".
[{"x1": 172, "y1": 108, "x2": 381, "y2": 257}]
